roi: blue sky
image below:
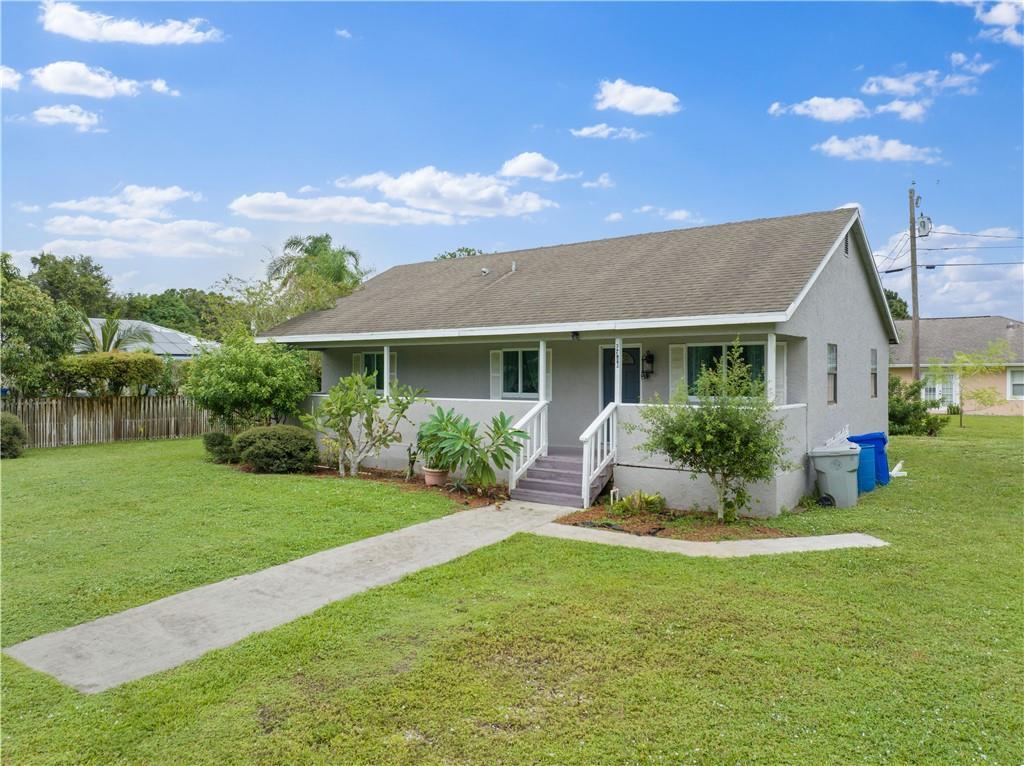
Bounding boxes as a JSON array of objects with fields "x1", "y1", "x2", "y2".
[{"x1": 2, "y1": 1, "x2": 1022, "y2": 319}]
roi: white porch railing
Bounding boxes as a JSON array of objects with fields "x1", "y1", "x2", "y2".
[
  {"x1": 508, "y1": 400, "x2": 548, "y2": 490},
  {"x1": 579, "y1": 401, "x2": 617, "y2": 506}
]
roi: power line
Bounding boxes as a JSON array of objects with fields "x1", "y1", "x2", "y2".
[
  {"x1": 930, "y1": 231, "x2": 1023, "y2": 240},
  {"x1": 918, "y1": 245, "x2": 1024, "y2": 251},
  {"x1": 881, "y1": 260, "x2": 1024, "y2": 274}
]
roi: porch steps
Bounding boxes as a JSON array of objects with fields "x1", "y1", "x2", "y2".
[{"x1": 510, "y1": 446, "x2": 609, "y2": 509}]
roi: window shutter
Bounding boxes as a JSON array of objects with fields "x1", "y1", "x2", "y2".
[
  {"x1": 668, "y1": 345, "x2": 685, "y2": 400},
  {"x1": 389, "y1": 351, "x2": 398, "y2": 384},
  {"x1": 489, "y1": 350, "x2": 502, "y2": 399},
  {"x1": 774, "y1": 343, "x2": 787, "y2": 404},
  {"x1": 546, "y1": 347, "x2": 553, "y2": 401},
  {"x1": 352, "y1": 352, "x2": 364, "y2": 378}
]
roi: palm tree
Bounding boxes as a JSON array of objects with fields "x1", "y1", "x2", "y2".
[
  {"x1": 267, "y1": 234, "x2": 368, "y2": 292},
  {"x1": 77, "y1": 313, "x2": 154, "y2": 353}
]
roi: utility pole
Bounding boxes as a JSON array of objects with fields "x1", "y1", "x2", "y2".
[{"x1": 908, "y1": 184, "x2": 921, "y2": 380}]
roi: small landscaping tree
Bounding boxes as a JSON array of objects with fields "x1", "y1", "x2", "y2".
[
  {"x1": 888, "y1": 375, "x2": 947, "y2": 436},
  {"x1": 183, "y1": 331, "x2": 314, "y2": 428},
  {"x1": 302, "y1": 373, "x2": 425, "y2": 477},
  {"x1": 929, "y1": 340, "x2": 1013, "y2": 427},
  {"x1": 631, "y1": 342, "x2": 790, "y2": 522}
]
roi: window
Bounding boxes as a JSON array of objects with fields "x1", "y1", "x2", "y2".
[
  {"x1": 502, "y1": 349, "x2": 539, "y2": 397},
  {"x1": 870, "y1": 348, "x2": 878, "y2": 398},
  {"x1": 686, "y1": 343, "x2": 764, "y2": 395},
  {"x1": 1009, "y1": 369, "x2": 1024, "y2": 400},
  {"x1": 827, "y1": 344, "x2": 838, "y2": 404},
  {"x1": 363, "y1": 352, "x2": 386, "y2": 391},
  {"x1": 923, "y1": 373, "x2": 958, "y2": 408}
]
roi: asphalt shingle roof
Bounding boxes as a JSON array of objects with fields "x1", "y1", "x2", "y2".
[
  {"x1": 891, "y1": 316, "x2": 1024, "y2": 365},
  {"x1": 263, "y1": 208, "x2": 857, "y2": 338}
]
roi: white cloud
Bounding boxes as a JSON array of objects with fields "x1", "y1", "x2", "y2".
[
  {"x1": 875, "y1": 99, "x2": 932, "y2": 121},
  {"x1": 50, "y1": 185, "x2": 202, "y2": 218},
  {"x1": 950, "y1": 51, "x2": 995, "y2": 74},
  {"x1": 14, "y1": 202, "x2": 42, "y2": 213},
  {"x1": 582, "y1": 172, "x2": 614, "y2": 189},
  {"x1": 974, "y1": 2, "x2": 1023, "y2": 46},
  {"x1": 570, "y1": 123, "x2": 648, "y2": 140},
  {"x1": 29, "y1": 61, "x2": 177, "y2": 99},
  {"x1": 1, "y1": 65, "x2": 22, "y2": 91},
  {"x1": 335, "y1": 28, "x2": 352, "y2": 39},
  {"x1": 297, "y1": 185, "x2": 319, "y2": 193},
  {"x1": 39, "y1": 0, "x2": 222, "y2": 44},
  {"x1": 812, "y1": 135, "x2": 941, "y2": 164},
  {"x1": 768, "y1": 96, "x2": 870, "y2": 122},
  {"x1": 345, "y1": 165, "x2": 557, "y2": 218},
  {"x1": 33, "y1": 104, "x2": 102, "y2": 132},
  {"x1": 39, "y1": 237, "x2": 238, "y2": 260},
  {"x1": 499, "y1": 151, "x2": 574, "y2": 182},
  {"x1": 604, "y1": 212, "x2": 623, "y2": 222},
  {"x1": 149, "y1": 79, "x2": 180, "y2": 97},
  {"x1": 594, "y1": 78, "x2": 680, "y2": 116},
  {"x1": 634, "y1": 205, "x2": 698, "y2": 223},
  {"x1": 836, "y1": 202, "x2": 863, "y2": 211},
  {"x1": 861, "y1": 69, "x2": 979, "y2": 97},
  {"x1": 229, "y1": 191, "x2": 455, "y2": 226}
]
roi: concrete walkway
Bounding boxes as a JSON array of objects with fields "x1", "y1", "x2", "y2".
[
  {"x1": 532, "y1": 523, "x2": 888, "y2": 558},
  {"x1": 4, "y1": 501, "x2": 569, "y2": 694}
]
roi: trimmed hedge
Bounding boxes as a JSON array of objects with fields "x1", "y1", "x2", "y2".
[
  {"x1": 1, "y1": 413, "x2": 29, "y2": 458},
  {"x1": 57, "y1": 352, "x2": 163, "y2": 396},
  {"x1": 202, "y1": 431, "x2": 238, "y2": 464},
  {"x1": 234, "y1": 425, "x2": 318, "y2": 474}
]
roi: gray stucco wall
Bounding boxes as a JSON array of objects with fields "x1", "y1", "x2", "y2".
[{"x1": 777, "y1": 230, "x2": 891, "y2": 453}]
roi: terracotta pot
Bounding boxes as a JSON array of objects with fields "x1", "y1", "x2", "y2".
[{"x1": 423, "y1": 467, "x2": 449, "y2": 487}]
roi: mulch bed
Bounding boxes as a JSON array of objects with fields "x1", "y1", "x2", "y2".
[
  {"x1": 556, "y1": 506, "x2": 794, "y2": 542},
  {"x1": 313, "y1": 465, "x2": 503, "y2": 509}
]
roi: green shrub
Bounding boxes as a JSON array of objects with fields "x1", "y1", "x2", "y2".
[
  {"x1": 234, "y1": 425, "x2": 317, "y2": 474},
  {"x1": 1, "y1": 413, "x2": 29, "y2": 458},
  {"x1": 946, "y1": 403, "x2": 962, "y2": 416},
  {"x1": 56, "y1": 351, "x2": 163, "y2": 396},
  {"x1": 611, "y1": 490, "x2": 667, "y2": 516},
  {"x1": 889, "y1": 375, "x2": 948, "y2": 436},
  {"x1": 202, "y1": 431, "x2": 238, "y2": 464}
]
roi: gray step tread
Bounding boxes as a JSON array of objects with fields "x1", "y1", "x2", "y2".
[
  {"x1": 526, "y1": 466, "x2": 580, "y2": 482},
  {"x1": 534, "y1": 455, "x2": 583, "y2": 469},
  {"x1": 516, "y1": 477, "x2": 580, "y2": 494},
  {"x1": 509, "y1": 487, "x2": 583, "y2": 508}
]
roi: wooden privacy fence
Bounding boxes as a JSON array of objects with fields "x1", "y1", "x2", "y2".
[{"x1": 1, "y1": 396, "x2": 214, "y2": 448}]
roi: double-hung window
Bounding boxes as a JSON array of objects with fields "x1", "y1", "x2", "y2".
[
  {"x1": 363, "y1": 352, "x2": 386, "y2": 391},
  {"x1": 1010, "y1": 369, "x2": 1024, "y2": 400},
  {"x1": 502, "y1": 349, "x2": 539, "y2": 398},
  {"x1": 827, "y1": 344, "x2": 838, "y2": 404},
  {"x1": 870, "y1": 348, "x2": 878, "y2": 398},
  {"x1": 685, "y1": 343, "x2": 765, "y2": 395}
]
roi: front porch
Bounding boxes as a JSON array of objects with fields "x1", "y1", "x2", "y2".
[{"x1": 311, "y1": 329, "x2": 812, "y2": 515}]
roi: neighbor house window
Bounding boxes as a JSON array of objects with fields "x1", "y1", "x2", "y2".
[
  {"x1": 363, "y1": 352, "x2": 386, "y2": 391},
  {"x1": 686, "y1": 343, "x2": 765, "y2": 395},
  {"x1": 1009, "y1": 369, "x2": 1024, "y2": 400},
  {"x1": 502, "y1": 349, "x2": 539, "y2": 398},
  {"x1": 827, "y1": 344, "x2": 838, "y2": 404},
  {"x1": 923, "y1": 373, "x2": 958, "y2": 408},
  {"x1": 870, "y1": 348, "x2": 878, "y2": 398}
]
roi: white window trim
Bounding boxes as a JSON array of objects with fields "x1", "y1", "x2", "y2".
[
  {"x1": 870, "y1": 348, "x2": 879, "y2": 399},
  {"x1": 597, "y1": 343, "x2": 644, "y2": 410},
  {"x1": 923, "y1": 372, "x2": 959, "y2": 408},
  {"x1": 1008, "y1": 367, "x2": 1024, "y2": 401},
  {"x1": 501, "y1": 348, "x2": 540, "y2": 400},
  {"x1": 682, "y1": 341, "x2": 768, "y2": 401},
  {"x1": 827, "y1": 343, "x2": 838, "y2": 405}
]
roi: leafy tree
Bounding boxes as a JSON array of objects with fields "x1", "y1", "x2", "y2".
[
  {"x1": 0, "y1": 253, "x2": 79, "y2": 397},
  {"x1": 884, "y1": 289, "x2": 910, "y2": 320},
  {"x1": 630, "y1": 342, "x2": 790, "y2": 522},
  {"x1": 435, "y1": 247, "x2": 486, "y2": 261},
  {"x1": 928, "y1": 340, "x2": 1013, "y2": 427},
  {"x1": 183, "y1": 331, "x2": 315, "y2": 428},
  {"x1": 28, "y1": 253, "x2": 114, "y2": 316},
  {"x1": 267, "y1": 234, "x2": 367, "y2": 291},
  {"x1": 140, "y1": 290, "x2": 200, "y2": 335},
  {"x1": 77, "y1": 313, "x2": 154, "y2": 353},
  {"x1": 889, "y1": 375, "x2": 947, "y2": 436},
  {"x1": 302, "y1": 373, "x2": 425, "y2": 477}
]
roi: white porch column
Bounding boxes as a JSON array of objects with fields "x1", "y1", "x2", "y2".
[
  {"x1": 382, "y1": 345, "x2": 391, "y2": 399},
  {"x1": 614, "y1": 336, "x2": 623, "y2": 405},
  {"x1": 538, "y1": 339, "x2": 547, "y2": 401},
  {"x1": 766, "y1": 333, "x2": 776, "y2": 404}
]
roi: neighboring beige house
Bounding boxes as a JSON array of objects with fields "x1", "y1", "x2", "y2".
[
  {"x1": 261, "y1": 208, "x2": 897, "y2": 515},
  {"x1": 891, "y1": 316, "x2": 1024, "y2": 416}
]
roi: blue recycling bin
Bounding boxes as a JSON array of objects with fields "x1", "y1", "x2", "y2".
[
  {"x1": 848, "y1": 432, "x2": 890, "y2": 486},
  {"x1": 855, "y1": 443, "x2": 875, "y2": 493}
]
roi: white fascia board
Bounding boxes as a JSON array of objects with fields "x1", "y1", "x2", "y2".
[{"x1": 257, "y1": 310, "x2": 789, "y2": 346}]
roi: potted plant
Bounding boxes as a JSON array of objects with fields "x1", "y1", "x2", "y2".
[{"x1": 416, "y1": 407, "x2": 461, "y2": 486}]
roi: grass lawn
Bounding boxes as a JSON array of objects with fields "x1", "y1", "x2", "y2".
[
  {"x1": 0, "y1": 438, "x2": 458, "y2": 646},
  {"x1": 3, "y1": 417, "x2": 1023, "y2": 765}
]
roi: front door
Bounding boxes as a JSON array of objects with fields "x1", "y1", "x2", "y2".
[{"x1": 601, "y1": 346, "x2": 641, "y2": 407}]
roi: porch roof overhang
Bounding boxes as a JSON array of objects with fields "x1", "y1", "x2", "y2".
[{"x1": 256, "y1": 310, "x2": 789, "y2": 347}]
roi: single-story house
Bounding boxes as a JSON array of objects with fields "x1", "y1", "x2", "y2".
[
  {"x1": 891, "y1": 316, "x2": 1024, "y2": 416},
  {"x1": 261, "y1": 208, "x2": 898, "y2": 516},
  {"x1": 78, "y1": 318, "x2": 218, "y2": 360}
]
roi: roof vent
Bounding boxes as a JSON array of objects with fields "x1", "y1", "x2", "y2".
[
  {"x1": 844, "y1": 233, "x2": 849, "y2": 255},
  {"x1": 511, "y1": 260, "x2": 517, "y2": 273},
  {"x1": 481, "y1": 267, "x2": 490, "y2": 276}
]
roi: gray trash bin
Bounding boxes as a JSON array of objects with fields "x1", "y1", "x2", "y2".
[{"x1": 809, "y1": 441, "x2": 861, "y2": 508}]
